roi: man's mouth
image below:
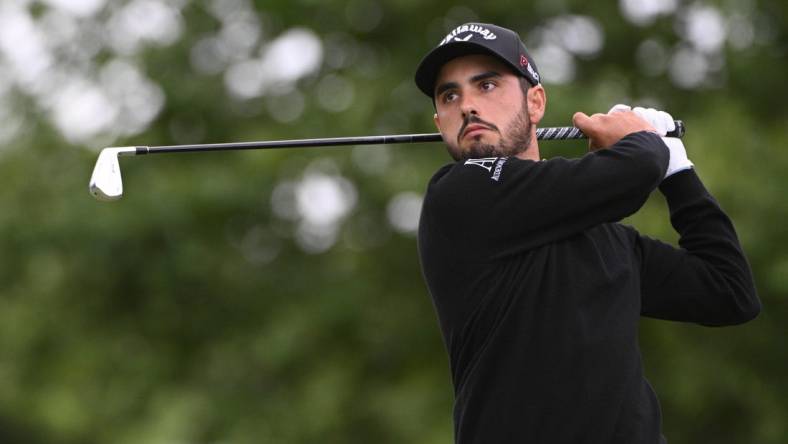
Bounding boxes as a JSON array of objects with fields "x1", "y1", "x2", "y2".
[{"x1": 461, "y1": 124, "x2": 494, "y2": 141}]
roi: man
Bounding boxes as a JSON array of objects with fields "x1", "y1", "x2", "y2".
[{"x1": 414, "y1": 23, "x2": 761, "y2": 444}]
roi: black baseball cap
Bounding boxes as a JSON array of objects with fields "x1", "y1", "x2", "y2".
[{"x1": 414, "y1": 23, "x2": 541, "y2": 97}]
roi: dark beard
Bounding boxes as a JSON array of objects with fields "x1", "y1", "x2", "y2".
[{"x1": 451, "y1": 99, "x2": 532, "y2": 161}]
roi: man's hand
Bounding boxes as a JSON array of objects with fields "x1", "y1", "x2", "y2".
[
  {"x1": 572, "y1": 106, "x2": 656, "y2": 151},
  {"x1": 611, "y1": 104, "x2": 694, "y2": 178}
]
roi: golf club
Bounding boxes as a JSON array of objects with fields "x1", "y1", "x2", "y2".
[{"x1": 89, "y1": 121, "x2": 685, "y2": 201}]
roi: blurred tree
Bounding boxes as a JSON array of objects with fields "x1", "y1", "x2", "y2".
[{"x1": 0, "y1": 0, "x2": 785, "y2": 443}]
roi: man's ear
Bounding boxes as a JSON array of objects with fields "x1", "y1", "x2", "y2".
[
  {"x1": 433, "y1": 113, "x2": 441, "y2": 132},
  {"x1": 527, "y1": 85, "x2": 546, "y2": 125}
]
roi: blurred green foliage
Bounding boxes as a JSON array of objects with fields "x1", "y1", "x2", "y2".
[{"x1": 0, "y1": 0, "x2": 786, "y2": 443}]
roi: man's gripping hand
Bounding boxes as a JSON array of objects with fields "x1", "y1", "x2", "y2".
[
  {"x1": 612, "y1": 104, "x2": 694, "y2": 178},
  {"x1": 572, "y1": 106, "x2": 656, "y2": 151}
]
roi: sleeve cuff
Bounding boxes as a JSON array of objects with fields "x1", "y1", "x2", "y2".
[{"x1": 658, "y1": 168, "x2": 709, "y2": 207}]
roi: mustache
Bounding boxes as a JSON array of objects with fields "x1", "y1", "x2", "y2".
[{"x1": 458, "y1": 115, "x2": 499, "y2": 143}]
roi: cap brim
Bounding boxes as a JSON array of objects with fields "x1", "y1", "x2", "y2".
[{"x1": 414, "y1": 41, "x2": 517, "y2": 98}]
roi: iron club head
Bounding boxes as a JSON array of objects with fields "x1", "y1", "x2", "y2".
[{"x1": 89, "y1": 147, "x2": 137, "y2": 201}]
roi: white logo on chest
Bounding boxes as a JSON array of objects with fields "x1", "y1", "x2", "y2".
[{"x1": 464, "y1": 157, "x2": 508, "y2": 181}]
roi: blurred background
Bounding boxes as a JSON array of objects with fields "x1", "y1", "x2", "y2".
[{"x1": 0, "y1": 0, "x2": 785, "y2": 442}]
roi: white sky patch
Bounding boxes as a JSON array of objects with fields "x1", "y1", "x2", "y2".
[
  {"x1": 271, "y1": 162, "x2": 358, "y2": 254},
  {"x1": 525, "y1": 16, "x2": 600, "y2": 84},
  {"x1": 530, "y1": 44, "x2": 575, "y2": 85},
  {"x1": 50, "y1": 78, "x2": 118, "y2": 143},
  {"x1": 39, "y1": 9, "x2": 79, "y2": 47},
  {"x1": 0, "y1": 5, "x2": 54, "y2": 92},
  {"x1": 0, "y1": 0, "x2": 186, "y2": 147},
  {"x1": 669, "y1": 46, "x2": 709, "y2": 89},
  {"x1": 208, "y1": 0, "x2": 253, "y2": 22},
  {"x1": 271, "y1": 181, "x2": 300, "y2": 221},
  {"x1": 224, "y1": 59, "x2": 265, "y2": 99},
  {"x1": 42, "y1": 0, "x2": 106, "y2": 18},
  {"x1": 619, "y1": 0, "x2": 678, "y2": 26},
  {"x1": 39, "y1": 58, "x2": 165, "y2": 143},
  {"x1": 107, "y1": 0, "x2": 184, "y2": 55},
  {"x1": 190, "y1": 3, "x2": 261, "y2": 75},
  {"x1": 0, "y1": 0, "x2": 326, "y2": 147},
  {"x1": 218, "y1": 11, "x2": 261, "y2": 61},
  {"x1": 296, "y1": 222, "x2": 339, "y2": 254},
  {"x1": 99, "y1": 59, "x2": 165, "y2": 136},
  {"x1": 51, "y1": 12, "x2": 106, "y2": 65},
  {"x1": 224, "y1": 28, "x2": 323, "y2": 99},
  {"x1": 549, "y1": 15, "x2": 604, "y2": 57},
  {"x1": 386, "y1": 192, "x2": 423, "y2": 234},
  {"x1": 681, "y1": 4, "x2": 727, "y2": 53},
  {"x1": 260, "y1": 28, "x2": 323, "y2": 88},
  {"x1": 295, "y1": 172, "x2": 357, "y2": 227}
]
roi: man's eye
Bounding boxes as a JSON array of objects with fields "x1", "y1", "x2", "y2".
[
  {"x1": 481, "y1": 81, "x2": 496, "y2": 91},
  {"x1": 442, "y1": 92, "x2": 458, "y2": 103}
]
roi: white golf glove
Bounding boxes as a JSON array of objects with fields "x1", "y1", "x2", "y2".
[{"x1": 608, "y1": 104, "x2": 693, "y2": 178}]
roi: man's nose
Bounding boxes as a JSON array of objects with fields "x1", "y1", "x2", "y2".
[{"x1": 459, "y1": 93, "x2": 479, "y2": 118}]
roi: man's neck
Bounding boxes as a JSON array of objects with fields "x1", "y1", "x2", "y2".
[{"x1": 515, "y1": 134, "x2": 540, "y2": 161}]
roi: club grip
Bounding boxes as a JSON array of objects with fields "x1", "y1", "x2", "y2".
[
  {"x1": 537, "y1": 120, "x2": 685, "y2": 141},
  {"x1": 668, "y1": 120, "x2": 685, "y2": 138}
]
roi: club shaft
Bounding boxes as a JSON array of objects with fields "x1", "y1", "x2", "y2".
[
  {"x1": 136, "y1": 133, "x2": 443, "y2": 154},
  {"x1": 135, "y1": 121, "x2": 685, "y2": 155}
]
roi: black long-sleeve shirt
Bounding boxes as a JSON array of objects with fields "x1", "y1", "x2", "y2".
[{"x1": 417, "y1": 131, "x2": 760, "y2": 444}]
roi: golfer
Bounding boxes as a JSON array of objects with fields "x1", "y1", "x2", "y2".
[{"x1": 415, "y1": 23, "x2": 761, "y2": 443}]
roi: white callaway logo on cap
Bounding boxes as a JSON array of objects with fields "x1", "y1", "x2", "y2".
[{"x1": 439, "y1": 24, "x2": 498, "y2": 46}]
